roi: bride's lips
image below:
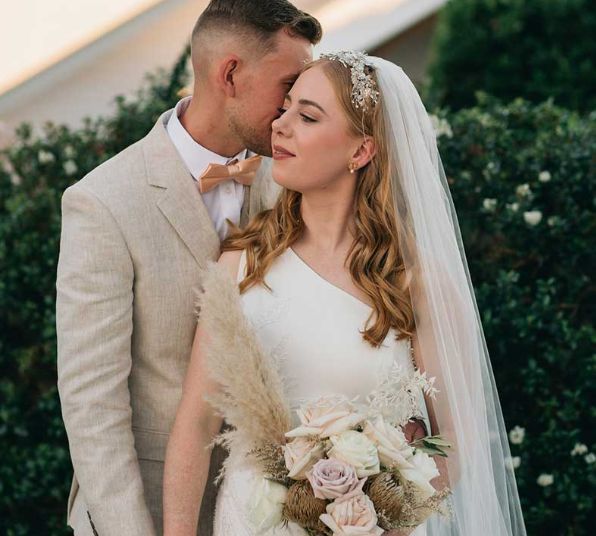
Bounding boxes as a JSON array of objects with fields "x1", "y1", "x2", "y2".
[{"x1": 272, "y1": 144, "x2": 295, "y2": 160}]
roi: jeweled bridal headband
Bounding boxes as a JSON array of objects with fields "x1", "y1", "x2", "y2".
[{"x1": 319, "y1": 50, "x2": 379, "y2": 111}]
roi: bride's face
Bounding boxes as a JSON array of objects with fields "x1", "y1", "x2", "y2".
[{"x1": 271, "y1": 65, "x2": 362, "y2": 192}]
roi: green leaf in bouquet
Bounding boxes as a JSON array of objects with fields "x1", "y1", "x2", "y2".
[{"x1": 412, "y1": 435, "x2": 452, "y2": 457}]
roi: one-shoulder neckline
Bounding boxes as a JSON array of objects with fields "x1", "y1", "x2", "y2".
[{"x1": 286, "y1": 247, "x2": 373, "y2": 310}]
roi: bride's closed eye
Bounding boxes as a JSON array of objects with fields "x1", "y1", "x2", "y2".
[{"x1": 276, "y1": 107, "x2": 317, "y2": 123}]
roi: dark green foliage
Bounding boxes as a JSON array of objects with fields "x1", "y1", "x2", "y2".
[
  {"x1": 433, "y1": 96, "x2": 595, "y2": 534},
  {"x1": 426, "y1": 0, "x2": 596, "y2": 112}
]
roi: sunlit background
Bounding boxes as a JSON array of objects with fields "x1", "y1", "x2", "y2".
[{"x1": 0, "y1": 0, "x2": 444, "y2": 135}]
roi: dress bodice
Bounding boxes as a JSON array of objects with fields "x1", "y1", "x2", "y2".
[{"x1": 237, "y1": 248, "x2": 415, "y2": 411}]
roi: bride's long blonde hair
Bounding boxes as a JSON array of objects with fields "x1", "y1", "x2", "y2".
[{"x1": 222, "y1": 58, "x2": 414, "y2": 347}]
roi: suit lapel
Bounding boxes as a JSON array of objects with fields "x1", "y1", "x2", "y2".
[{"x1": 143, "y1": 111, "x2": 219, "y2": 267}]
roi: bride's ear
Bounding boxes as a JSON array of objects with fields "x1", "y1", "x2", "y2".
[{"x1": 351, "y1": 137, "x2": 376, "y2": 171}]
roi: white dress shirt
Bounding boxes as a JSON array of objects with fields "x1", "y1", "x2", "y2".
[{"x1": 166, "y1": 97, "x2": 247, "y2": 240}]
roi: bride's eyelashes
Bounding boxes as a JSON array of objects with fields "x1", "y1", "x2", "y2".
[{"x1": 276, "y1": 107, "x2": 317, "y2": 123}]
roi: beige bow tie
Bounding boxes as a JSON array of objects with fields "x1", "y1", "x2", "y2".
[{"x1": 198, "y1": 155, "x2": 262, "y2": 193}]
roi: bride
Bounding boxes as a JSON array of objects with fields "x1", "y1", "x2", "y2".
[{"x1": 162, "y1": 52, "x2": 526, "y2": 536}]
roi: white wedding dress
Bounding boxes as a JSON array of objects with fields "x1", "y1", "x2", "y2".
[{"x1": 213, "y1": 248, "x2": 427, "y2": 535}]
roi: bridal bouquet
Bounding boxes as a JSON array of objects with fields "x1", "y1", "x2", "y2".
[
  {"x1": 199, "y1": 265, "x2": 451, "y2": 536},
  {"x1": 248, "y1": 367, "x2": 451, "y2": 536}
]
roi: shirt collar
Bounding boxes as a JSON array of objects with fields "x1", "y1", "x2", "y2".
[{"x1": 167, "y1": 97, "x2": 247, "y2": 180}]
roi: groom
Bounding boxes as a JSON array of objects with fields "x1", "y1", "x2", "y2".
[{"x1": 56, "y1": 1, "x2": 321, "y2": 535}]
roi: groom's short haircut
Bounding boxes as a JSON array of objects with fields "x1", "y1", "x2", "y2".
[{"x1": 192, "y1": 0, "x2": 322, "y2": 60}]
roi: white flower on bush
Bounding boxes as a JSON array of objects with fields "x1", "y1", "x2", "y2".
[
  {"x1": 505, "y1": 456, "x2": 521, "y2": 470},
  {"x1": 537, "y1": 473, "x2": 554, "y2": 487},
  {"x1": 362, "y1": 416, "x2": 414, "y2": 470},
  {"x1": 63, "y1": 145, "x2": 76, "y2": 158},
  {"x1": 399, "y1": 450, "x2": 440, "y2": 499},
  {"x1": 516, "y1": 183, "x2": 531, "y2": 197},
  {"x1": 283, "y1": 436, "x2": 325, "y2": 480},
  {"x1": 429, "y1": 114, "x2": 453, "y2": 139},
  {"x1": 508, "y1": 426, "x2": 525, "y2": 445},
  {"x1": 320, "y1": 491, "x2": 384, "y2": 536},
  {"x1": 506, "y1": 202, "x2": 519, "y2": 212},
  {"x1": 585, "y1": 453, "x2": 596, "y2": 465},
  {"x1": 63, "y1": 160, "x2": 78, "y2": 176},
  {"x1": 286, "y1": 396, "x2": 364, "y2": 439},
  {"x1": 523, "y1": 210, "x2": 542, "y2": 226},
  {"x1": 328, "y1": 430, "x2": 380, "y2": 478},
  {"x1": 38, "y1": 150, "x2": 55, "y2": 164},
  {"x1": 247, "y1": 476, "x2": 288, "y2": 532},
  {"x1": 482, "y1": 198, "x2": 497, "y2": 212},
  {"x1": 538, "y1": 170, "x2": 551, "y2": 183},
  {"x1": 570, "y1": 443, "x2": 588, "y2": 456},
  {"x1": 547, "y1": 216, "x2": 560, "y2": 227}
]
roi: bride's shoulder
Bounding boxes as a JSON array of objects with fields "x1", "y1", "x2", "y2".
[{"x1": 217, "y1": 249, "x2": 244, "y2": 280}]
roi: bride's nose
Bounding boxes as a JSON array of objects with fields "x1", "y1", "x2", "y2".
[{"x1": 272, "y1": 112, "x2": 291, "y2": 137}]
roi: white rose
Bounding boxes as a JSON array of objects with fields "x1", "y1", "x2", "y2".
[
  {"x1": 505, "y1": 456, "x2": 521, "y2": 470},
  {"x1": 362, "y1": 416, "x2": 414, "y2": 470},
  {"x1": 248, "y1": 477, "x2": 288, "y2": 533},
  {"x1": 506, "y1": 202, "x2": 519, "y2": 212},
  {"x1": 516, "y1": 183, "x2": 531, "y2": 197},
  {"x1": 483, "y1": 198, "x2": 497, "y2": 212},
  {"x1": 38, "y1": 150, "x2": 55, "y2": 164},
  {"x1": 537, "y1": 473, "x2": 554, "y2": 487},
  {"x1": 508, "y1": 426, "x2": 525, "y2": 445},
  {"x1": 284, "y1": 436, "x2": 325, "y2": 479},
  {"x1": 538, "y1": 170, "x2": 551, "y2": 182},
  {"x1": 286, "y1": 396, "x2": 364, "y2": 439},
  {"x1": 584, "y1": 453, "x2": 595, "y2": 464},
  {"x1": 523, "y1": 210, "x2": 542, "y2": 226},
  {"x1": 328, "y1": 430, "x2": 380, "y2": 478},
  {"x1": 64, "y1": 145, "x2": 76, "y2": 158},
  {"x1": 63, "y1": 160, "x2": 78, "y2": 176},
  {"x1": 399, "y1": 450, "x2": 439, "y2": 499},
  {"x1": 570, "y1": 443, "x2": 588, "y2": 456},
  {"x1": 429, "y1": 114, "x2": 453, "y2": 139}
]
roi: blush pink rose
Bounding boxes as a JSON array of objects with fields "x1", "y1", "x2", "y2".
[
  {"x1": 285, "y1": 396, "x2": 364, "y2": 439},
  {"x1": 319, "y1": 491, "x2": 384, "y2": 536},
  {"x1": 306, "y1": 458, "x2": 365, "y2": 500},
  {"x1": 283, "y1": 436, "x2": 325, "y2": 479}
]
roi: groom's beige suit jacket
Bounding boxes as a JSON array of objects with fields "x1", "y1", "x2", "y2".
[{"x1": 56, "y1": 110, "x2": 277, "y2": 536}]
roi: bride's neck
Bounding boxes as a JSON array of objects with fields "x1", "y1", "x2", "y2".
[{"x1": 297, "y1": 194, "x2": 355, "y2": 254}]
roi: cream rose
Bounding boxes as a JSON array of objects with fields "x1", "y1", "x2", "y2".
[
  {"x1": 247, "y1": 477, "x2": 288, "y2": 532},
  {"x1": 363, "y1": 416, "x2": 415, "y2": 470},
  {"x1": 306, "y1": 458, "x2": 365, "y2": 500},
  {"x1": 286, "y1": 397, "x2": 364, "y2": 439},
  {"x1": 320, "y1": 491, "x2": 384, "y2": 536},
  {"x1": 399, "y1": 450, "x2": 439, "y2": 499},
  {"x1": 284, "y1": 436, "x2": 325, "y2": 479},
  {"x1": 328, "y1": 430, "x2": 380, "y2": 478}
]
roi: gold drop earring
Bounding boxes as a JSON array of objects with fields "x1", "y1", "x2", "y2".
[{"x1": 348, "y1": 162, "x2": 358, "y2": 174}]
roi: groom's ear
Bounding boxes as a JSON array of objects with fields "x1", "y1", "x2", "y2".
[{"x1": 218, "y1": 55, "x2": 240, "y2": 97}]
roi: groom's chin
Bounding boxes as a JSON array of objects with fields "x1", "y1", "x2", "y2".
[{"x1": 246, "y1": 137, "x2": 273, "y2": 158}]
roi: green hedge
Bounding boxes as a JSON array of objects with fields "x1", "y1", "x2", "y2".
[
  {"x1": 1, "y1": 56, "x2": 594, "y2": 534},
  {"x1": 426, "y1": 0, "x2": 596, "y2": 112},
  {"x1": 434, "y1": 96, "x2": 595, "y2": 533}
]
